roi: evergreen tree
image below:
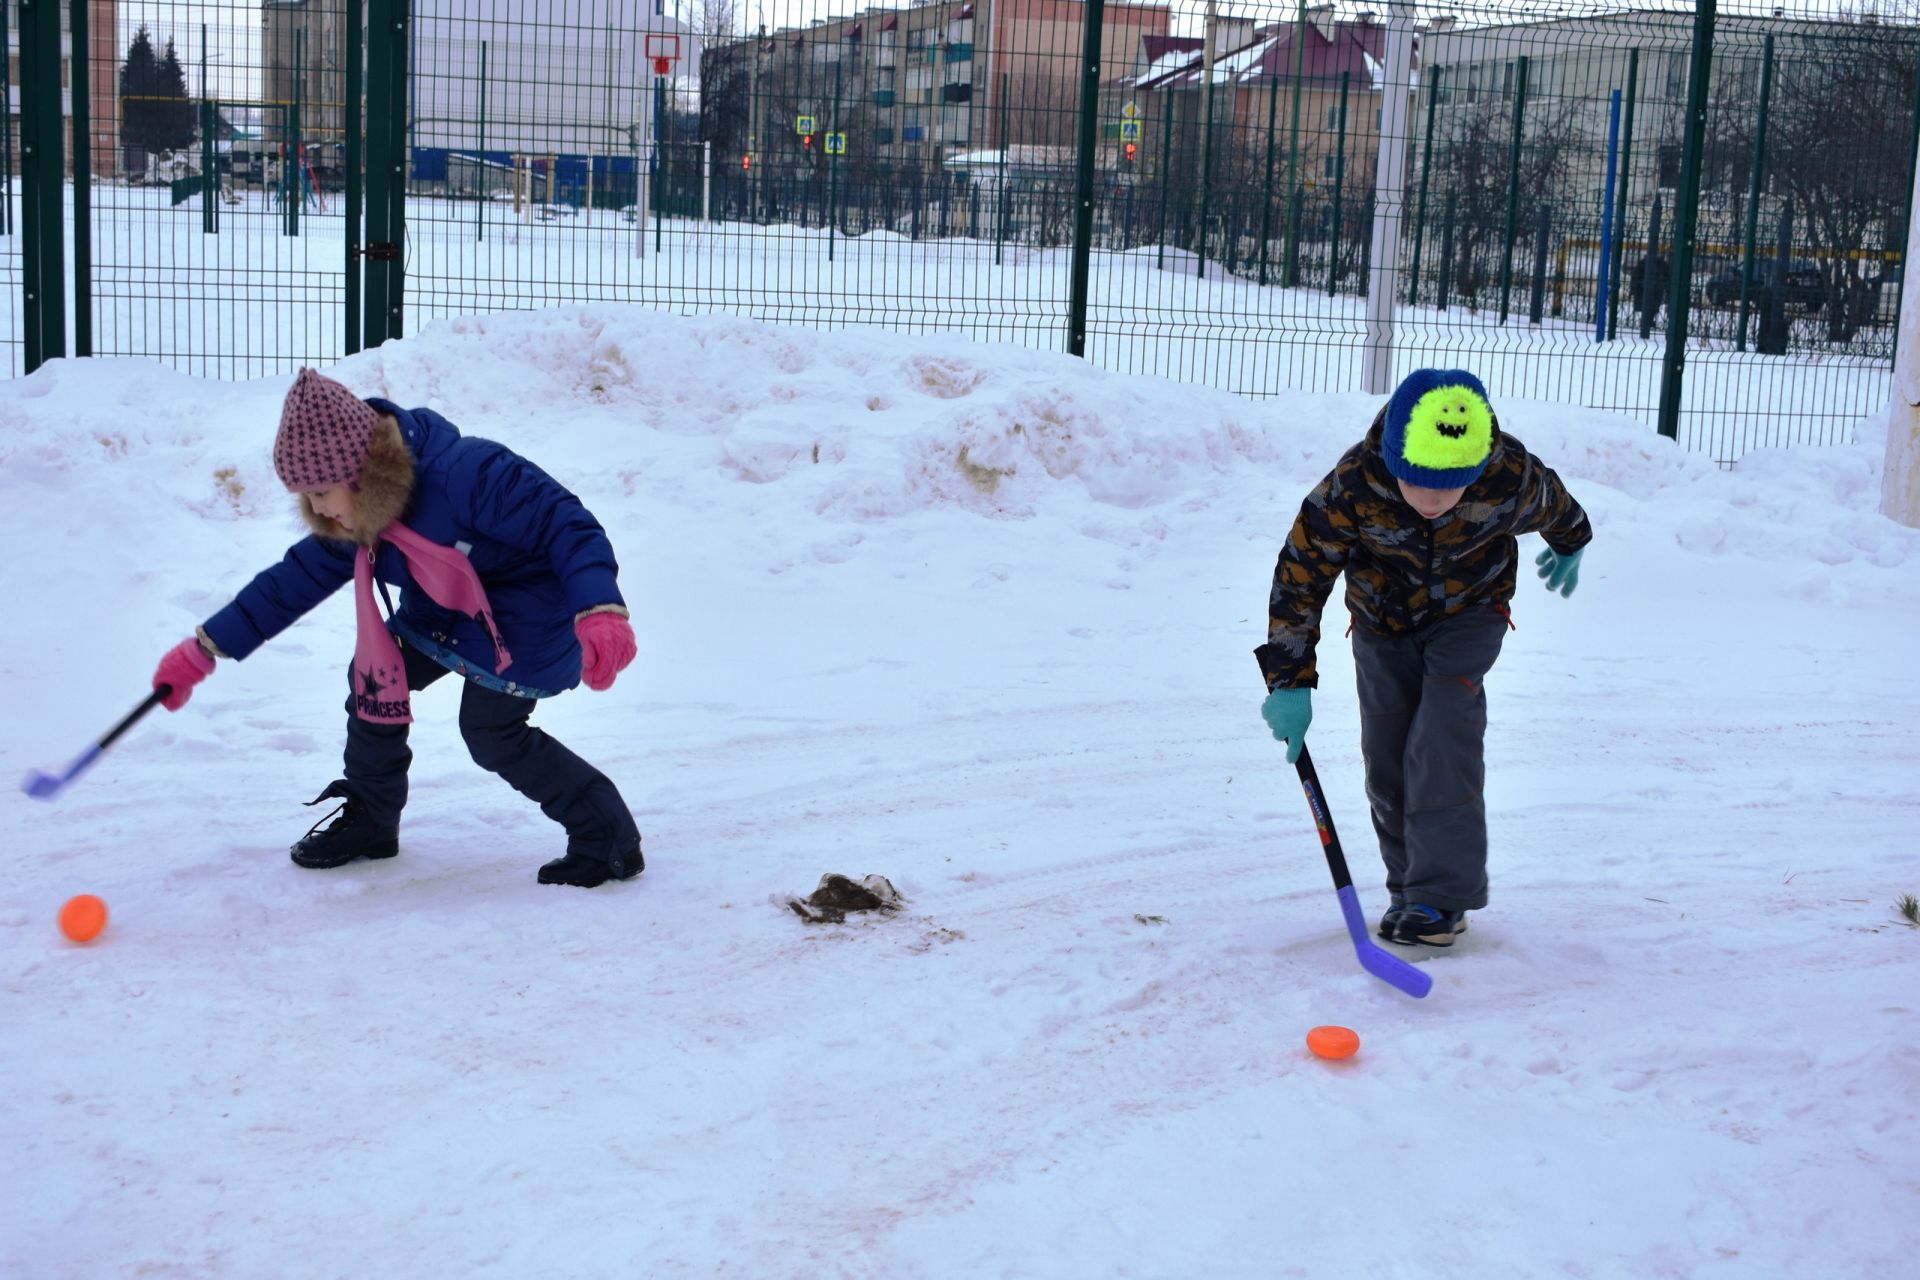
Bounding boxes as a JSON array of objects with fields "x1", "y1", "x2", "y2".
[
  {"x1": 119, "y1": 25, "x2": 160, "y2": 155},
  {"x1": 157, "y1": 39, "x2": 197, "y2": 153}
]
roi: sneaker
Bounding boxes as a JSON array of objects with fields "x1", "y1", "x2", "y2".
[
  {"x1": 291, "y1": 781, "x2": 399, "y2": 869},
  {"x1": 1386, "y1": 903, "x2": 1468, "y2": 948},
  {"x1": 537, "y1": 842, "x2": 644, "y2": 888}
]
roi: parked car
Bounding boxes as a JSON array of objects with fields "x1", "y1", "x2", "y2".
[{"x1": 1704, "y1": 260, "x2": 1825, "y2": 312}]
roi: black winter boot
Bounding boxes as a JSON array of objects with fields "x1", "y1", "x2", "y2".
[
  {"x1": 537, "y1": 842, "x2": 644, "y2": 888},
  {"x1": 291, "y1": 781, "x2": 400, "y2": 869}
]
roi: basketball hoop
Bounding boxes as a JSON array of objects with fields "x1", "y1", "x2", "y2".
[{"x1": 645, "y1": 33, "x2": 680, "y2": 79}]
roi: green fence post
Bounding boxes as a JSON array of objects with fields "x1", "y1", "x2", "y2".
[
  {"x1": 69, "y1": 0, "x2": 91, "y2": 356},
  {"x1": 828, "y1": 57, "x2": 842, "y2": 261},
  {"x1": 1607, "y1": 49, "x2": 1639, "y2": 341},
  {"x1": 655, "y1": 73, "x2": 667, "y2": 253},
  {"x1": 1198, "y1": 59, "x2": 1218, "y2": 280},
  {"x1": 1735, "y1": 34, "x2": 1773, "y2": 352},
  {"x1": 1327, "y1": 69, "x2": 1349, "y2": 296},
  {"x1": 1258, "y1": 73, "x2": 1279, "y2": 286},
  {"x1": 1408, "y1": 65, "x2": 1440, "y2": 305},
  {"x1": 363, "y1": 4, "x2": 387, "y2": 343},
  {"x1": 996, "y1": 74, "x2": 1008, "y2": 265},
  {"x1": 1640, "y1": 193, "x2": 1663, "y2": 341},
  {"x1": 202, "y1": 102, "x2": 219, "y2": 235},
  {"x1": 345, "y1": 0, "x2": 363, "y2": 355},
  {"x1": 1497, "y1": 55, "x2": 1529, "y2": 324},
  {"x1": 288, "y1": 28, "x2": 304, "y2": 238},
  {"x1": 1528, "y1": 202, "x2": 1550, "y2": 324},
  {"x1": 19, "y1": 0, "x2": 67, "y2": 372},
  {"x1": 0, "y1": 0, "x2": 12, "y2": 238},
  {"x1": 1066, "y1": 0, "x2": 1106, "y2": 357},
  {"x1": 1656, "y1": 1, "x2": 1718, "y2": 444},
  {"x1": 199, "y1": 24, "x2": 215, "y2": 237},
  {"x1": 476, "y1": 41, "x2": 488, "y2": 242},
  {"x1": 1286, "y1": 185, "x2": 1303, "y2": 286},
  {"x1": 363, "y1": 0, "x2": 407, "y2": 347},
  {"x1": 1282, "y1": 1, "x2": 1306, "y2": 287},
  {"x1": 1156, "y1": 92, "x2": 1172, "y2": 270}
]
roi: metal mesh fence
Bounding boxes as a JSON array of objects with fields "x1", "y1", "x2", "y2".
[
  {"x1": 3, "y1": 2, "x2": 1915, "y2": 462},
  {"x1": 67, "y1": 1, "x2": 352, "y2": 379}
]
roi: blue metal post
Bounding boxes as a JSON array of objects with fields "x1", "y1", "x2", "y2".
[{"x1": 1595, "y1": 88, "x2": 1621, "y2": 342}]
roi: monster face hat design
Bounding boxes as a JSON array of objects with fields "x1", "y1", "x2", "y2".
[{"x1": 1380, "y1": 368, "x2": 1497, "y2": 489}]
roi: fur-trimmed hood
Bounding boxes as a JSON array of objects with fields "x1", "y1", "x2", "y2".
[{"x1": 296, "y1": 415, "x2": 416, "y2": 546}]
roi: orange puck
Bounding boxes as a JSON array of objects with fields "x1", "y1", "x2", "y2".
[
  {"x1": 1306, "y1": 1024, "x2": 1360, "y2": 1060},
  {"x1": 58, "y1": 894, "x2": 108, "y2": 944}
]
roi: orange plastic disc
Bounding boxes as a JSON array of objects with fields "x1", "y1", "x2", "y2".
[
  {"x1": 1306, "y1": 1024, "x2": 1360, "y2": 1060},
  {"x1": 58, "y1": 894, "x2": 109, "y2": 944}
]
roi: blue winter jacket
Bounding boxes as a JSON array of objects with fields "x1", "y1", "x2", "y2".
[{"x1": 202, "y1": 402, "x2": 624, "y2": 694}]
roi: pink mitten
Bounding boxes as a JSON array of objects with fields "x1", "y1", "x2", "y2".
[
  {"x1": 576, "y1": 612, "x2": 636, "y2": 692},
  {"x1": 153, "y1": 637, "x2": 216, "y2": 711}
]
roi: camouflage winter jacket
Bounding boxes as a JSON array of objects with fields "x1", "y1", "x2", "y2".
[{"x1": 1255, "y1": 412, "x2": 1592, "y2": 690}]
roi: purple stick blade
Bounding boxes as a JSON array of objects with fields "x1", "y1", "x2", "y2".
[
  {"x1": 18, "y1": 744, "x2": 102, "y2": 802},
  {"x1": 1336, "y1": 884, "x2": 1433, "y2": 999}
]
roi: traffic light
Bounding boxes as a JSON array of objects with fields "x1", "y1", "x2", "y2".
[
  {"x1": 742, "y1": 153, "x2": 751, "y2": 170},
  {"x1": 1123, "y1": 142, "x2": 1136, "y2": 165},
  {"x1": 802, "y1": 134, "x2": 812, "y2": 150}
]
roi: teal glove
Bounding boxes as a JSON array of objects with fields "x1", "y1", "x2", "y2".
[
  {"x1": 1261, "y1": 687, "x2": 1313, "y2": 764},
  {"x1": 1535, "y1": 546, "x2": 1583, "y2": 598}
]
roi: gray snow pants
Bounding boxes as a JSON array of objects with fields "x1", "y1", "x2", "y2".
[
  {"x1": 1351, "y1": 605, "x2": 1509, "y2": 914},
  {"x1": 342, "y1": 640, "x2": 640, "y2": 862}
]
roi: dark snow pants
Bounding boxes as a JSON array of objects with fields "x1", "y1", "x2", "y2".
[
  {"x1": 341, "y1": 641, "x2": 640, "y2": 862},
  {"x1": 1351, "y1": 606, "x2": 1509, "y2": 914}
]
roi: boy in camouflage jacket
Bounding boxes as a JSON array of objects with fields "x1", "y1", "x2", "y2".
[{"x1": 1255, "y1": 369, "x2": 1591, "y2": 946}]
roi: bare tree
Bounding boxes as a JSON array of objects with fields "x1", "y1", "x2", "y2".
[
  {"x1": 1712, "y1": 25, "x2": 1917, "y2": 342},
  {"x1": 695, "y1": 0, "x2": 740, "y2": 42},
  {"x1": 1432, "y1": 95, "x2": 1586, "y2": 310}
]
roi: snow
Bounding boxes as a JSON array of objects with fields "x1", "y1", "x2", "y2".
[{"x1": 3, "y1": 305, "x2": 1917, "y2": 1278}]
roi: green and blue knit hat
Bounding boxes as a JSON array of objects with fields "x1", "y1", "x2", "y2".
[{"x1": 1381, "y1": 369, "x2": 1496, "y2": 489}]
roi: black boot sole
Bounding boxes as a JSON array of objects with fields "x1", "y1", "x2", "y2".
[
  {"x1": 1387, "y1": 919, "x2": 1468, "y2": 947},
  {"x1": 291, "y1": 838, "x2": 400, "y2": 870},
  {"x1": 537, "y1": 849, "x2": 644, "y2": 888}
]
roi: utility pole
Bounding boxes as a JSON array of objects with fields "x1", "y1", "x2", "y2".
[{"x1": 1361, "y1": 2, "x2": 1415, "y2": 393}]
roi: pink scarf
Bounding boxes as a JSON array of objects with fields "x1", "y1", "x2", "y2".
[{"x1": 351, "y1": 521, "x2": 512, "y2": 723}]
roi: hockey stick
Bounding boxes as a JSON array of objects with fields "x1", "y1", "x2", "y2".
[
  {"x1": 19, "y1": 686, "x2": 171, "y2": 802},
  {"x1": 1293, "y1": 744, "x2": 1433, "y2": 999}
]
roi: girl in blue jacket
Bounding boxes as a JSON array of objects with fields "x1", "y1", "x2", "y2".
[{"x1": 152, "y1": 368, "x2": 643, "y2": 888}]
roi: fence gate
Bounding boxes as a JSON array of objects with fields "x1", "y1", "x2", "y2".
[{"x1": 60, "y1": 0, "x2": 373, "y2": 380}]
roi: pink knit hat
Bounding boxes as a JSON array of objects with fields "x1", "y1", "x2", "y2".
[{"x1": 273, "y1": 367, "x2": 381, "y2": 492}]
